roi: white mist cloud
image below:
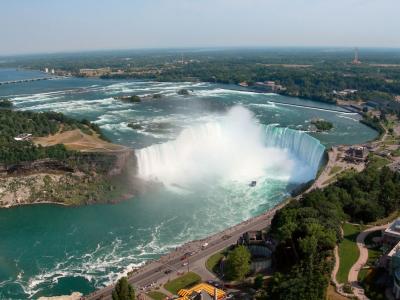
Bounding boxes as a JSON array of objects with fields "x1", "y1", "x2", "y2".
[{"x1": 135, "y1": 106, "x2": 320, "y2": 190}]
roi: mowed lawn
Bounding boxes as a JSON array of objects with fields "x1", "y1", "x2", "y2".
[
  {"x1": 206, "y1": 252, "x2": 225, "y2": 273},
  {"x1": 147, "y1": 291, "x2": 168, "y2": 300},
  {"x1": 337, "y1": 223, "x2": 362, "y2": 283},
  {"x1": 164, "y1": 272, "x2": 201, "y2": 295}
]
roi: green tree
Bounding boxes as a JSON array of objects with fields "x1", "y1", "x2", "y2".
[
  {"x1": 225, "y1": 245, "x2": 251, "y2": 281},
  {"x1": 254, "y1": 274, "x2": 264, "y2": 289},
  {"x1": 112, "y1": 277, "x2": 135, "y2": 300}
]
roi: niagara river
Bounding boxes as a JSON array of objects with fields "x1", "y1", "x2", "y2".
[{"x1": 0, "y1": 68, "x2": 378, "y2": 299}]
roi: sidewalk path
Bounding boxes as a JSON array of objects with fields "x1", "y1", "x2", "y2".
[{"x1": 348, "y1": 224, "x2": 388, "y2": 300}]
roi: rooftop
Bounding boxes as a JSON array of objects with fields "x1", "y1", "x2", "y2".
[
  {"x1": 177, "y1": 283, "x2": 225, "y2": 300},
  {"x1": 384, "y1": 219, "x2": 400, "y2": 238},
  {"x1": 387, "y1": 240, "x2": 400, "y2": 258}
]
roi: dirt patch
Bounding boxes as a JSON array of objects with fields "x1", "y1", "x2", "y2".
[
  {"x1": 326, "y1": 284, "x2": 350, "y2": 300},
  {"x1": 33, "y1": 129, "x2": 127, "y2": 152}
]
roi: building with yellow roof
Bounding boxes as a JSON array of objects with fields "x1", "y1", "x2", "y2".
[{"x1": 177, "y1": 283, "x2": 226, "y2": 300}]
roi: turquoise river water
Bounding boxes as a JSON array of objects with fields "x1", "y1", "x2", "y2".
[{"x1": 0, "y1": 68, "x2": 377, "y2": 299}]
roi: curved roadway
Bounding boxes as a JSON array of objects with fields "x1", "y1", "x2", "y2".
[{"x1": 85, "y1": 202, "x2": 286, "y2": 300}]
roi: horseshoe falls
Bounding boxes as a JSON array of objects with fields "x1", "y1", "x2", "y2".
[
  {"x1": 263, "y1": 124, "x2": 326, "y2": 180},
  {"x1": 136, "y1": 106, "x2": 325, "y2": 189}
]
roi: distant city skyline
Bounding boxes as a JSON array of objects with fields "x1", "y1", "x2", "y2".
[{"x1": 0, "y1": 0, "x2": 399, "y2": 55}]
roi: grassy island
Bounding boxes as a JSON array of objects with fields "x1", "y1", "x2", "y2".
[{"x1": 312, "y1": 119, "x2": 333, "y2": 131}]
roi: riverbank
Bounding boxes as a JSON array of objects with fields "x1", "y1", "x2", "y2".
[{"x1": 85, "y1": 198, "x2": 290, "y2": 300}]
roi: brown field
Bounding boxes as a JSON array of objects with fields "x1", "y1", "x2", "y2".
[{"x1": 33, "y1": 129, "x2": 127, "y2": 152}]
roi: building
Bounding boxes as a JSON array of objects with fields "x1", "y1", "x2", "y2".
[
  {"x1": 345, "y1": 146, "x2": 369, "y2": 162},
  {"x1": 79, "y1": 67, "x2": 111, "y2": 77},
  {"x1": 334, "y1": 89, "x2": 358, "y2": 97},
  {"x1": 383, "y1": 219, "x2": 400, "y2": 247},
  {"x1": 239, "y1": 231, "x2": 266, "y2": 246},
  {"x1": 366, "y1": 101, "x2": 379, "y2": 109},
  {"x1": 383, "y1": 240, "x2": 400, "y2": 299},
  {"x1": 253, "y1": 81, "x2": 285, "y2": 92},
  {"x1": 14, "y1": 133, "x2": 32, "y2": 141},
  {"x1": 177, "y1": 283, "x2": 225, "y2": 300},
  {"x1": 393, "y1": 269, "x2": 400, "y2": 299},
  {"x1": 237, "y1": 231, "x2": 273, "y2": 272}
]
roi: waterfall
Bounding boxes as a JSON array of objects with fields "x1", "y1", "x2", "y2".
[
  {"x1": 135, "y1": 106, "x2": 325, "y2": 188},
  {"x1": 264, "y1": 125, "x2": 325, "y2": 179}
]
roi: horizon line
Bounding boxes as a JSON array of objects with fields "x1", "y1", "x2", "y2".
[{"x1": 2, "y1": 45, "x2": 400, "y2": 58}]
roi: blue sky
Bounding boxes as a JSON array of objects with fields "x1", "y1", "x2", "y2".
[{"x1": 0, "y1": 0, "x2": 399, "y2": 55}]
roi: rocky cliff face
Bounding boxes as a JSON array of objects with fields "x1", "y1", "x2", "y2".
[{"x1": 0, "y1": 149, "x2": 139, "y2": 208}]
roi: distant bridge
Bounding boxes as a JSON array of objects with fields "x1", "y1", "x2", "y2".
[{"x1": 0, "y1": 76, "x2": 59, "y2": 86}]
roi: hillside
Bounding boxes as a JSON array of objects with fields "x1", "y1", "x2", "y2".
[{"x1": 0, "y1": 109, "x2": 137, "y2": 207}]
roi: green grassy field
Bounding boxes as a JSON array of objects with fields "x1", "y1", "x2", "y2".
[
  {"x1": 206, "y1": 252, "x2": 225, "y2": 273},
  {"x1": 368, "y1": 155, "x2": 391, "y2": 169},
  {"x1": 337, "y1": 223, "x2": 362, "y2": 283},
  {"x1": 164, "y1": 272, "x2": 201, "y2": 295},
  {"x1": 147, "y1": 291, "x2": 168, "y2": 300},
  {"x1": 329, "y1": 165, "x2": 343, "y2": 175}
]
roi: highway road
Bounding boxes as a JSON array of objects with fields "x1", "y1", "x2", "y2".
[{"x1": 85, "y1": 201, "x2": 286, "y2": 300}]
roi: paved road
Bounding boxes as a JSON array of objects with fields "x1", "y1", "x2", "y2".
[
  {"x1": 348, "y1": 224, "x2": 388, "y2": 300},
  {"x1": 85, "y1": 202, "x2": 285, "y2": 300}
]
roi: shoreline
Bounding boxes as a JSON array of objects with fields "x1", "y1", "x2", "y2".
[{"x1": 85, "y1": 197, "x2": 292, "y2": 299}]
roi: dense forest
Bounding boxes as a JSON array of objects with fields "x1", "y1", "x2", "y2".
[
  {"x1": 0, "y1": 109, "x2": 103, "y2": 164},
  {"x1": 263, "y1": 166, "x2": 400, "y2": 299}
]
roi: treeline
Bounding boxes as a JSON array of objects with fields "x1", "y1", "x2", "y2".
[
  {"x1": 8, "y1": 49, "x2": 400, "y2": 111},
  {"x1": 263, "y1": 166, "x2": 400, "y2": 299},
  {"x1": 0, "y1": 110, "x2": 104, "y2": 164},
  {"x1": 360, "y1": 114, "x2": 385, "y2": 136},
  {"x1": 102, "y1": 60, "x2": 400, "y2": 111}
]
